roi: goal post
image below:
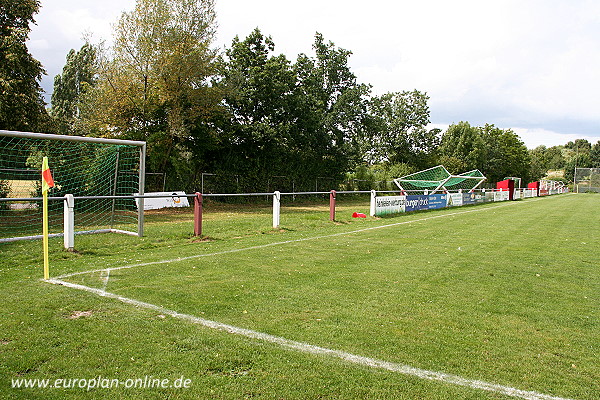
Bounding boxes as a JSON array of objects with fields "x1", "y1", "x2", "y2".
[
  {"x1": 0, "y1": 130, "x2": 146, "y2": 242},
  {"x1": 574, "y1": 168, "x2": 600, "y2": 193},
  {"x1": 393, "y1": 165, "x2": 486, "y2": 194}
]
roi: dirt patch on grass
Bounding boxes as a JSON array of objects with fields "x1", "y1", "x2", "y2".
[
  {"x1": 190, "y1": 236, "x2": 215, "y2": 243},
  {"x1": 67, "y1": 310, "x2": 93, "y2": 319}
]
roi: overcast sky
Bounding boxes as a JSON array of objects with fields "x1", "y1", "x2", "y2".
[{"x1": 28, "y1": 0, "x2": 600, "y2": 148}]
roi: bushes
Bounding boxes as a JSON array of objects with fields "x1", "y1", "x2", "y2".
[{"x1": 0, "y1": 180, "x2": 10, "y2": 211}]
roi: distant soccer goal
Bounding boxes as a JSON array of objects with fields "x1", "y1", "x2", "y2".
[
  {"x1": 393, "y1": 165, "x2": 486, "y2": 194},
  {"x1": 574, "y1": 168, "x2": 600, "y2": 193},
  {"x1": 0, "y1": 130, "x2": 146, "y2": 242}
]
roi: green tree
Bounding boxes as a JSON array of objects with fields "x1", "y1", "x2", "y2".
[
  {"x1": 366, "y1": 90, "x2": 437, "y2": 166},
  {"x1": 565, "y1": 153, "x2": 592, "y2": 182},
  {"x1": 529, "y1": 145, "x2": 548, "y2": 181},
  {"x1": 84, "y1": 0, "x2": 220, "y2": 184},
  {"x1": 0, "y1": 0, "x2": 50, "y2": 131},
  {"x1": 590, "y1": 141, "x2": 600, "y2": 168},
  {"x1": 479, "y1": 124, "x2": 530, "y2": 183},
  {"x1": 211, "y1": 30, "x2": 370, "y2": 191},
  {"x1": 294, "y1": 33, "x2": 371, "y2": 181},
  {"x1": 51, "y1": 43, "x2": 98, "y2": 134},
  {"x1": 213, "y1": 28, "x2": 299, "y2": 190},
  {"x1": 438, "y1": 121, "x2": 485, "y2": 172},
  {"x1": 438, "y1": 122, "x2": 530, "y2": 183},
  {"x1": 565, "y1": 139, "x2": 591, "y2": 152},
  {"x1": 545, "y1": 146, "x2": 566, "y2": 170},
  {"x1": 528, "y1": 145, "x2": 566, "y2": 181}
]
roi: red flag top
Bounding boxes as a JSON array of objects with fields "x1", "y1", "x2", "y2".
[{"x1": 42, "y1": 157, "x2": 54, "y2": 194}]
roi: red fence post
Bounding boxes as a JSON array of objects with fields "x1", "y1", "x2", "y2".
[
  {"x1": 329, "y1": 190, "x2": 336, "y2": 221},
  {"x1": 194, "y1": 192, "x2": 203, "y2": 237}
]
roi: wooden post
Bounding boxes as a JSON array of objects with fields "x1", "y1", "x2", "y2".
[
  {"x1": 194, "y1": 192, "x2": 203, "y2": 237},
  {"x1": 329, "y1": 190, "x2": 336, "y2": 221}
]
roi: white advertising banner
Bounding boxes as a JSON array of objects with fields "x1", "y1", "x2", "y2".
[
  {"x1": 493, "y1": 190, "x2": 510, "y2": 202},
  {"x1": 448, "y1": 193, "x2": 463, "y2": 207},
  {"x1": 375, "y1": 196, "x2": 406, "y2": 216},
  {"x1": 523, "y1": 189, "x2": 537, "y2": 198},
  {"x1": 138, "y1": 191, "x2": 190, "y2": 210}
]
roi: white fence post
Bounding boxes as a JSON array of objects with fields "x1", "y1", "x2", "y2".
[
  {"x1": 273, "y1": 191, "x2": 281, "y2": 228},
  {"x1": 370, "y1": 190, "x2": 377, "y2": 217},
  {"x1": 64, "y1": 194, "x2": 75, "y2": 251}
]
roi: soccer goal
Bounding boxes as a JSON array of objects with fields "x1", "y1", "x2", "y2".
[
  {"x1": 574, "y1": 168, "x2": 600, "y2": 193},
  {"x1": 0, "y1": 130, "x2": 146, "y2": 242},
  {"x1": 393, "y1": 165, "x2": 486, "y2": 194}
]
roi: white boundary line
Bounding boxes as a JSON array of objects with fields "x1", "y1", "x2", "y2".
[
  {"x1": 47, "y1": 277, "x2": 576, "y2": 400},
  {"x1": 100, "y1": 268, "x2": 110, "y2": 293},
  {"x1": 55, "y1": 197, "x2": 546, "y2": 280}
]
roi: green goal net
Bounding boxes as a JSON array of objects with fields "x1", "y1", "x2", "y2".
[
  {"x1": 0, "y1": 130, "x2": 145, "y2": 242},
  {"x1": 393, "y1": 165, "x2": 486, "y2": 193}
]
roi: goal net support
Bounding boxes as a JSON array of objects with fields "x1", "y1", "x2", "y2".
[
  {"x1": 574, "y1": 168, "x2": 600, "y2": 193},
  {"x1": 0, "y1": 130, "x2": 146, "y2": 243},
  {"x1": 393, "y1": 165, "x2": 486, "y2": 194}
]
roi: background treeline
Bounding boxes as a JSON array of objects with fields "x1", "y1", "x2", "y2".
[{"x1": 2, "y1": 0, "x2": 600, "y2": 193}]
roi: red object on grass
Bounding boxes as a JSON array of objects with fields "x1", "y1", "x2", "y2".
[{"x1": 352, "y1": 212, "x2": 366, "y2": 218}]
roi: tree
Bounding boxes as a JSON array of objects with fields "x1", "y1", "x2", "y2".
[
  {"x1": 479, "y1": 124, "x2": 530, "y2": 183},
  {"x1": 83, "y1": 0, "x2": 221, "y2": 186},
  {"x1": 564, "y1": 153, "x2": 592, "y2": 182},
  {"x1": 591, "y1": 141, "x2": 600, "y2": 168},
  {"x1": 211, "y1": 30, "x2": 371, "y2": 191},
  {"x1": 294, "y1": 33, "x2": 371, "y2": 179},
  {"x1": 438, "y1": 122, "x2": 530, "y2": 183},
  {"x1": 545, "y1": 146, "x2": 566, "y2": 170},
  {"x1": 51, "y1": 43, "x2": 98, "y2": 134},
  {"x1": 0, "y1": 0, "x2": 50, "y2": 131},
  {"x1": 528, "y1": 145, "x2": 566, "y2": 180},
  {"x1": 438, "y1": 122, "x2": 485, "y2": 172},
  {"x1": 565, "y1": 139, "x2": 591, "y2": 152},
  {"x1": 366, "y1": 90, "x2": 437, "y2": 167},
  {"x1": 529, "y1": 145, "x2": 548, "y2": 181},
  {"x1": 212, "y1": 28, "x2": 299, "y2": 190}
]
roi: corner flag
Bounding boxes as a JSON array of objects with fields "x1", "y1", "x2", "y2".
[
  {"x1": 41, "y1": 156, "x2": 54, "y2": 280},
  {"x1": 42, "y1": 157, "x2": 54, "y2": 194}
]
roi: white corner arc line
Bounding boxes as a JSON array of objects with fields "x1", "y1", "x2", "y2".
[
  {"x1": 55, "y1": 199, "x2": 538, "y2": 280},
  {"x1": 46, "y1": 278, "x2": 577, "y2": 400}
]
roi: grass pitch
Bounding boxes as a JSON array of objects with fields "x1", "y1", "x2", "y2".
[{"x1": 1, "y1": 194, "x2": 598, "y2": 399}]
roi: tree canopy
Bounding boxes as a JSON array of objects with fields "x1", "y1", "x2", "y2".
[
  {"x1": 51, "y1": 43, "x2": 97, "y2": 134},
  {"x1": 0, "y1": 0, "x2": 49, "y2": 131},
  {"x1": 437, "y1": 122, "x2": 530, "y2": 183}
]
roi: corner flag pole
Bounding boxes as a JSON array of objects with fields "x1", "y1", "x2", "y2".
[{"x1": 41, "y1": 157, "x2": 54, "y2": 280}]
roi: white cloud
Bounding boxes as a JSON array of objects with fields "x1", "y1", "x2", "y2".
[
  {"x1": 27, "y1": 39, "x2": 50, "y2": 51},
  {"x1": 512, "y1": 128, "x2": 599, "y2": 149},
  {"x1": 52, "y1": 9, "x2": 113, "y2": 42}
]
